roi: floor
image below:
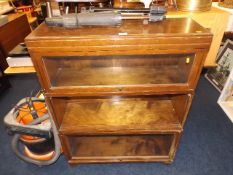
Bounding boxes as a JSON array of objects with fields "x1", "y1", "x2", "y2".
[{"x1": 0, "y1": 74, "x2": 232, "y2": 175}]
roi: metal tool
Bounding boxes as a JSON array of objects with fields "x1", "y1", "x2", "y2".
[
  {"x1": 87, "y1": 5, "x2": 166, "y2": 21},
  {"x1": 45, "y1": 5, "x2": 166, "y2": 28},
  {"x1": 45, "y1": 11, "x2": 122, "y2": 28}
]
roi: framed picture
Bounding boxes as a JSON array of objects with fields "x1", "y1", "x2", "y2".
[{"x1": 205, "y1": 39, "x2": 233, "y2": 92}]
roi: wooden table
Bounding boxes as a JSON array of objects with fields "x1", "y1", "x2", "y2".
[
  {"x1": 0, "y1": 13, "x2": 31, "y2": 71},
  {"x1": 2, "y1": 13, "x2": 38, "y2": 74},
  {"x1": 167, "y1": 7, "x2": 230, "y2": 67}
]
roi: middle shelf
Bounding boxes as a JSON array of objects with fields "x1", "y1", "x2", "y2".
[{"x1": 53, "y1": 94, "x2": 191, "y2": 135}]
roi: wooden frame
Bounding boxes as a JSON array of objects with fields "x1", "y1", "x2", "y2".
[
  {"x1": 218, "y1": 66, "x2": 233, "y2": 122},
  {"x1": 205, "y1": 39, "x2": 233, "y2": 92}
]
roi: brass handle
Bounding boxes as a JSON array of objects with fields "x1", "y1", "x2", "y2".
[{"x1": 186, "y1": 57, "x2": 190, "y2": 64}]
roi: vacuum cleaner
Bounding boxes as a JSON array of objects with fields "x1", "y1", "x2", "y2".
[{"x1": 4, "y1": 94, "x2": 61, "y2": 166}]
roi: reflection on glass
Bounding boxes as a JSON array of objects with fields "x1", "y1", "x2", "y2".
[{"x1": 43, "y1": 54, "x2": 194, "y2": 87}]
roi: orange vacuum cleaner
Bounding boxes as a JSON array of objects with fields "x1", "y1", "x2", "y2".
[{"x1": 4, "y1": 96, "x2": 61, "y2": 166}]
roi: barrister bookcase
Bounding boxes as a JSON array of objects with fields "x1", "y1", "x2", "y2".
[{"x1": 25, "y1": 18, "x2": 212, "y2": 164}]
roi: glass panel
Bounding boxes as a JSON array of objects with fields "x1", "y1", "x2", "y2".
[
  {"x1": 43, "y1": 54, "x2": 194, "y2": 87},
  {"x1": 67, "y1": 134, "x2": 174, "y2": 157}
]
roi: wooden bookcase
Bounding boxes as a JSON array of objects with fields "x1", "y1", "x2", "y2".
[{"x1": 25, "y1": 18, "x2": 212, "y2": 164}]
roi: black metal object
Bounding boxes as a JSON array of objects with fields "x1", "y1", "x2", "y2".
[
  {"x1": 88, "y1": 5, "x2": 166, "y2": 14},
  {"x1": 45, "y1": 5, "x2": 166, "y2": 28},
  {"x1": 45, "y1": 11, "x2": 122, "y2": 28}
]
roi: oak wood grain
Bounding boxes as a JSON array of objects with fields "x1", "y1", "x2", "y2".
[
  {"x1": 26, "y1": 18, "x2": 210, "y2": 40},
  {"x1": 26, "y1": 18, "x2": 212, "y2": 164},
  {"x1": 59, "y1": 96, "x2": 183, "y2": 134}
]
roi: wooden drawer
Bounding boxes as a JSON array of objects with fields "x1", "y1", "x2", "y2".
[
  {"x1": 40, "y1": 53, "x2": 204, "y2": 95},
  {"x1": 61, "y1": 133, "x2": 178, "y2": 164}
]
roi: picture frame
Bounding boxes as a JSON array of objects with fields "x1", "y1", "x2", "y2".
[{"x1": 205, "y1": 39, "x2": 233, "y2": 92}]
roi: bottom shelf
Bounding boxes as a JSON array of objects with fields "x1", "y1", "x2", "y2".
[{"x1": 63, "y1": 134, "x2": 176, "y2": 164}]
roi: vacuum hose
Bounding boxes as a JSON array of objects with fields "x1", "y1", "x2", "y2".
[{"x1": 11, "y1": 114, "x2": 61, "y2": 166}]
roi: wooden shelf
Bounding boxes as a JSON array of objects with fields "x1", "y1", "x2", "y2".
[
  {"x1": 59, "y1": 96, "x2": 182, "y2": 134},
  {"x1": 66, "y1": 134, "x2": 173, "y2": 163},
  {"x1": 4, "y1": 66, "x2": 35, "y2": 74}
]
